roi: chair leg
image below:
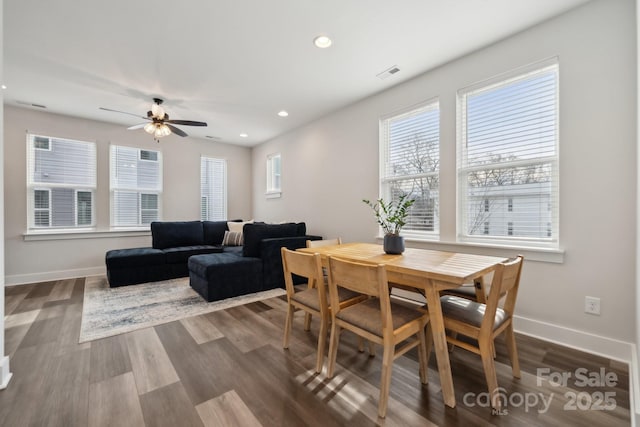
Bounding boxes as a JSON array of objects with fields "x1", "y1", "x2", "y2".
[
  {"x1": 327, "y1": 322, "x2": 341, "y2": 378},
  {"x1": 315, "y1": 317, "x2": 328, "y2": 373},
  {"x1": 417, "y1": 327, "x2": 429, "y2": 384},
  {"x1": 378, "y1": 344, "x2": 394, "y2": 418},
  {"x1": 368, "y1": 341, "x2": 376, "y2": 357},
  {"x1": 504, "y1": 325, "x2": 521, "y2": 378},
  {"x1": 283, "y1": 304, "x2": 295, "y2": 349},
  {"x1": 480, "y1": 340, "x2": 501, "y2": 411},
  {"x1": 357, "y1": 336, "x2": 365, "y2": 352},
  {"x1": 304, "y1": 312, "x2": 312, "y2": 331}
]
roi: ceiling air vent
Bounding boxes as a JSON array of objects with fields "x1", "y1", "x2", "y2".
[
  {"x1": 16, "y1": 100, "x2": 47, "y2": 109},
  {"x1": 376, "y1": 65, "x2": 400, "y2": 80}
]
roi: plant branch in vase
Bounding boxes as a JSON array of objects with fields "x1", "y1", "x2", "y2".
[{"x1": 362, "y1": 195, "x2": 415, "y2": 254}]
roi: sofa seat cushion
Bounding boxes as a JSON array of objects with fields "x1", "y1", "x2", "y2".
[
  {"x1": 106, "y1": 248, "x2": 166, "y2": 269},
  {"x1": 188, "y1": 253, "x2": 257, "y2": 278},
  {"x1": 164, "y1": 245, "x2": 223, "y2": 264},
  {"x1": 152, "y1": 221, "x2": 204, "y2": 249}
]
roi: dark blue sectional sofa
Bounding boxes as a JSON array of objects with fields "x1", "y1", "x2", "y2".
[{"x1": 105, "y1": 220, "x2": 320, "y2": 302}]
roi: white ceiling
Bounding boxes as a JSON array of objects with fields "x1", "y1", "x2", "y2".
[{"x1": 4, "y1": 0, "x2": 589, "y2": 147}]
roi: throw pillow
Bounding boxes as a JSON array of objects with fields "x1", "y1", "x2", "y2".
[
  {"x1": 222, "y1": 231, "x2": 243, "y2": 246},
  {"x1": 227, "y1": 220, "x2": 253, "y2": 234}
]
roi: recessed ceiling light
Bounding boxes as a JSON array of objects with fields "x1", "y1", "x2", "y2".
[
  {"x1": 278, "y1": 110, "x2": 289, "y2": 117},
  {"x1": 1, "y1": 85, "x2": 6, "y2": 90},
  {"x1": 313, "y1": 35, "x2": 332, "y2": 49},
  {"x1": 239, "y1": 133, "x2": 248, "y2": 138}
]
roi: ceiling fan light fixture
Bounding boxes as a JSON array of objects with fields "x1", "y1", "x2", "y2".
[
  {"x1": 144, "y1": 123, "x2": 156, "y2": 134},
  {"x1": 154, "y1": 124, "x2": 172, "y2": 138}
]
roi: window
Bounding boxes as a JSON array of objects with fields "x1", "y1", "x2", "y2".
[
  {"x1": 201, "y1": 157, "x2": 227, "y2": 220},
  {"x1": 457, "y1": 59, "x2": 559, "y2": 247},
  {"x1": 27, "y1": 134, "x2": 96, "y2": 229},
  {"x1": 110, "y1": 145, "x2": 162, "y2": 227},
  {"x1": 380, "y1": 100, "x2": 440, "y2": 237},
  {"x1": 266, "y1": 153, "x2": 281, "y2": 197}
]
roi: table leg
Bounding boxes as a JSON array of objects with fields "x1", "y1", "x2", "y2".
[{"x1": 424, "y1": 283, "x2": 456, "y2": 408}]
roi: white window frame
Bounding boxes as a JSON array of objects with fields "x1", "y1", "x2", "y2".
[
  {"x1": 456, "y1": 58, "x2": 559, "y2": 249},
  {"x1": 266, "y1": 153, "x2": 282, "y2": 198},
  {"x1": 379, "y1": 99, "x2": 440, "y2": 239},
  {"x1": 110, "y1": 145, "x2": 163, "y2": 228},
  {"x1": 27, "y1": 134, "x2": 97, "y2": 231},
  {"x1": 200, "y1": 156, "x2": 227, "y2": 221}
]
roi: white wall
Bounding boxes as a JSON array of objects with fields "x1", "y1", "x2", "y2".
[
  {"x1": 0, "y1": 0, "x2": 12, "y2": 389},
  {"x1": 253, "y1": 0, "x2": 637, "y2": 352},
  {"x1": 4, "y1": 106, "x2": 253, "y2": 284}
]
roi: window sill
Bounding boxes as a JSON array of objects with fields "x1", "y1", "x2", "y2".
[
  {"x1": 375, "y1": 236, "x2": 564, "y2": 263},
  {"x1": 265, "y1": 191, "x2": 282, "y2": 199},
  {"x1": 24, "y1": 228, "x2": 151, "y2": 241}
]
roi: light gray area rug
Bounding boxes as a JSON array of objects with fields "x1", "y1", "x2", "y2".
[{"x1": 79, "y1": 276, "x2": 285, "y2": 343}]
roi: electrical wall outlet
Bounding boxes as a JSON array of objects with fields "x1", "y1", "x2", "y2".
[{"x1": 585, "y1": 296, "x2": 601, "y2": 315}]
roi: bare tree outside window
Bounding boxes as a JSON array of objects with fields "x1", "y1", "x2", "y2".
[
  {"x1": 382, "y1": 101, "x2": 440, "y2": 236},
  {"x1": 459, "y1": 60, "x2": 559, "y2": 242}
]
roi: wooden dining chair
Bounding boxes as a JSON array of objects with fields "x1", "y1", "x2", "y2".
[
  {"x1": 437, "y1": 255, "x2": 524, "y2": 410},
  {"x1": 306, "y1": 237, "x2": 342, "y2": 248},
  {"x1": 440, "y1": 278, "x2": 487, "y2": 303},
  {"x1": 281, "y1": 248, "x2": 365, "y2": 373},
  {"x1": 326, "y1": 256, "x2": 430, "y2": 418},
  {"x1": 306, "y1": 238, "x2": 376, "y2": 355}
]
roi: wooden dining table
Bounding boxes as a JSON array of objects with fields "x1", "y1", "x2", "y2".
[{"x1": 297, "y1": 242, "x2": 508, "y2": 408}]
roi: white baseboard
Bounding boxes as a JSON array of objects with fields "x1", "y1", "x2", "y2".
[
  {"x1": 5, "y1": 266, "x2": 106, "y2": 286},
  {"x1": 630, "y1": 345, "x2": 640, "y2": 427},
  {"x1": 514, "y1": 314, "x2": 633, "y2": 362},
  {"x1": 515, "y1": 315, "x2": 638, "y2": 425},
  {"x1": 0, "y1": 356, "x2": 12, "y2": 389}
]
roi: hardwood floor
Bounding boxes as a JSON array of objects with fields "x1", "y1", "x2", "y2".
[{"x1": 1, "y1": 278, "x2": 631, "y2": 426}]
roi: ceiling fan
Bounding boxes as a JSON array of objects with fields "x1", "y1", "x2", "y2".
[{"x1": 100, "y1": 98, "x2": 207, "y2": 142}]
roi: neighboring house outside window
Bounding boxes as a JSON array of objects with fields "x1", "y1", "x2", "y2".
[
  {"x1": 379, "y1": 100, "x2": 440, "y2": 237},
  {"x1": 110, "y1": 145, "x2": 163, "y2": 227},
  {"x1": 266, "y1": 153, "x2": 281, "y2": 198},
  {"x1": 201, "y1": 157, "x2": 227, "y2": 221},
  {"x1": 457, "y1": 58, "x2": 559, "y2": 248},
  {"x1": 27, "y1": 134, "x2": 96, "y2": 230}
]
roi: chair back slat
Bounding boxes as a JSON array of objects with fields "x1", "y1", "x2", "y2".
[
  {"x1": 281, "y1": 248, "x2": 324, "y2": 299},
  {"x1": 481, "y1": 255, "x2": 523, "y2": 332},
  {"x1": 328, "y1": 256, "x2": 384, "y2": 298}
]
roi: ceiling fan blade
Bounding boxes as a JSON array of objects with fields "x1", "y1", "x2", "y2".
[
  {"x1": 166, "y1": 124, "x2": 188, "y2": 137},
  {"x1": 127, "y1": 123, "x2": 148, "y2": 130},
  {"x1": 100, "y1": 107, "x2": 149, "y2": 121},
  {"x1": 165, "y1": 119, "x2": 207, "y2": 127}
]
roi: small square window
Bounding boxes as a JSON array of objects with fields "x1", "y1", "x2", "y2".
[
  {"x1": 140, "y1": 150, "x2": 158, "y2": 161},
  {"x1": 33, "y1": 136, "x2": 51, "y2": 150}
]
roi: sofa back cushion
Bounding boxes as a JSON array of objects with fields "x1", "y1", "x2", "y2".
[
  {"x1": 152, "y1": 221, "x2": 204, "y2": 249},
  {"x1": 242, "y1": 223, "x2": 302, "y2": 257}
]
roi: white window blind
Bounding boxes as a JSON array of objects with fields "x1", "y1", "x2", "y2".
[
  {"x1": 266, "y1": 153, "x2": 281, "y2": 197},
  {"x1": 110, "y1": 145, "x2": 163, "y2": 227},
  {"x1": 380, "y1": 100, "x2": 440, "y2": 236},
  {"x1": 457, "y1": 59, "x2": 559, "y2": 247},
  {"x1": 27, "y1": 134, "x2": 96, "y2": 229},
  {"x1": 201, "y1": 157, "x2": 227, "y2": 221}
]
